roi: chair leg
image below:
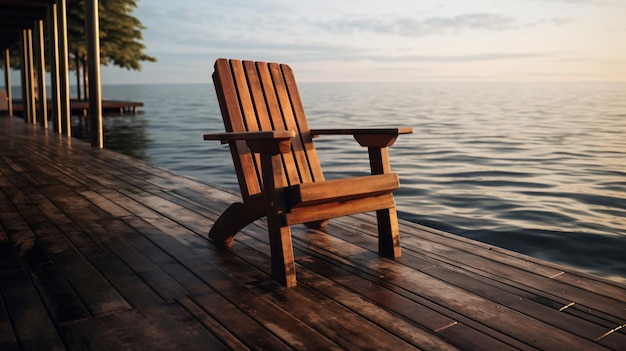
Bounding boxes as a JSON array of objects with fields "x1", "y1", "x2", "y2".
[
  {"x1": 376, "y1": 207, "x2": 401, "y2": 258},
  {"x1": 209, "y1": 200, "x2": 265, "y2": 245},
  {"x1": 267, "y1": 214, "x2": 297, "y2": 287}
]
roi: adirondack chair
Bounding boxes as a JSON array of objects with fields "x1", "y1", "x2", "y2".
[{"x1": 204, "y1": 58, "x2": 412, "y2": 287}]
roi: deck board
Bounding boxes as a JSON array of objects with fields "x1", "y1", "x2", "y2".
[{"x1": 1, "y1": 116, "x2": 625, "y2": 350}]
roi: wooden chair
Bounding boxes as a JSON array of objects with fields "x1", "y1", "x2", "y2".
[{"x1": 204, "y1": 58, "x2": 412, "y2": 287}]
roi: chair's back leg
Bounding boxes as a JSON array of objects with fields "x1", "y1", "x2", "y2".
[
  {"x1": 305, "y1": 219, "x2": 329, "y2": 230},
  {"x1": 376, "y1": 206, "x2": 401, "y2": 258}
]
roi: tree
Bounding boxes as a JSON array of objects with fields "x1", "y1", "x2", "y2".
[
  {"x1": 68, "y1": 0, "x2": 156, "y2": 98},
  {"x1": 1, "y1": 0, "x2": 155, "y2": 98}
]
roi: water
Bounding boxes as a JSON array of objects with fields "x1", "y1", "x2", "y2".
[{"x1": 78, "y1": 82, "x2": 625, "y2": 283}]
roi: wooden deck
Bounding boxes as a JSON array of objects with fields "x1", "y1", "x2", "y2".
[
  {"x1": 10, "y1": 99, "x2": 144, "y2": 116},
  {"x1": 1, "y1": 115, "x2": 625, "y2": 351}
]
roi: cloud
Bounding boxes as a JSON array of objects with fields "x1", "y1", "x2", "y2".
[
  {"x1": 535, "y1": 0, "x2": 621, "y2": 4},
  {"x1": 368, "y1": 52, "x2": 551, "y2": 62},
  {"x1": 317, "y1": 13, "x2": 537, "y2": 37}
]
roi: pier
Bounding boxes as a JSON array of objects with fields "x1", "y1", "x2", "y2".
[
  {"x1": 1, "y1": 115, "x2": 625, "y2": 350},
  {"x1": 10, "y1": 99, "x2": 144, "y2": 116}
]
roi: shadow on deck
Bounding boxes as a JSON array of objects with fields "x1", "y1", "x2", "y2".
[{"x1": 1, "y1": 116, "x2": 625, "y2": 350}]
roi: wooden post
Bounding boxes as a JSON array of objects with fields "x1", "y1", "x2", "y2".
[
  {"x1": 85, "y1": 0, "x2": 103, "y2": 148},
  {"x1": 83, "y1": 55, "x2": 89, "y2": 100},
  {"x1": 34, "y1": 19, "x2": 48, "y2": 128},
  {"x1": 3, "y1": 48, "x2": 12, "y2": 116},
  {"x1": 22, "y1": 29, "x2": 36, "y2": 124},
  {"x1": 57, "y1": 0, "x2": 71, "y2": 136},
  {"x1": 75, "y1": 54, "x2": 81, "y2": 100},
  {"x1": 19, "y1": 33, "x2": 26, "y2": 120},
  {"x1": 27, "y1": 29, "x2": 37, "y2": 124},
  {"x1": 49, "y1": 3, "x2": 62, "y2": 133}
]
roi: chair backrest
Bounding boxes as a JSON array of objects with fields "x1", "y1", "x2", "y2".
[{"x1": 212, "y1": 58, "x2": 325, "y2": 201}]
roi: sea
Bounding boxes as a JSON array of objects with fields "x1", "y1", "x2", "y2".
[{"x1": 70, "y1": 82, "x2": 625, "y2": 284}]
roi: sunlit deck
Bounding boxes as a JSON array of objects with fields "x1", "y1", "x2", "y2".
[{"x1": 1, "y1": 116, "x2": 625, "y2": 350}]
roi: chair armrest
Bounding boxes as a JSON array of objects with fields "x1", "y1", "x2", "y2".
[
  {"x1": 310, "y1": 127, "x2": 413, "y2": 147},
  {"x1": 204, "y1": 130, "x2": 296, "y2": 154}
]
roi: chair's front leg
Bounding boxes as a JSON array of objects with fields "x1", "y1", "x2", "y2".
[
  {"x1": 259, "y1": 152, "x2": 297, "y2": 287},
  {"x1": 367, "y1": 146, "x2": 392, "y2": 175},
  {"x1": 367, "y1": 146, "x2": 402, "y2": 258},
  {"x1": 267, "y1": 214, "x2": 297, "y2": 287}
]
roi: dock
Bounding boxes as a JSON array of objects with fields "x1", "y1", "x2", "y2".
[
  {"x1": 1, "y1": 115, "x2": 625, "y2": 350},
  {"x1": 10, "y1": 99, "x2": 144, "y2": 116}
]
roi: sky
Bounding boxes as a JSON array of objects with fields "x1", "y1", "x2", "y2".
[
  {"x1": 94, "y1": 0, "x2": 625, "y2": 84},
  {"x1": 5, "y1": 0, "x2": 626, "y2": 84}
]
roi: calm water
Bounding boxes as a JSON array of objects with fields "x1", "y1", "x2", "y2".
[{"x1": 77, "y1": 82, "x2": 625, "y2": 283}]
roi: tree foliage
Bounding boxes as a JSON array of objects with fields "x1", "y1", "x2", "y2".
[
  {"x1": 68, "y1": 0, "x2": 156, "y2": 70},
  {"x1": 2, "y1": 0, "x2": 155, "y2": 72}
]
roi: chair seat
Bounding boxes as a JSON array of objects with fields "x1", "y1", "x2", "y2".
[{"x1": 286, "y1": 173, "x2": 400, "y2": 208}]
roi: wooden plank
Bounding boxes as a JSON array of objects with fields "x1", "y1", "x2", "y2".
[
  {"x1": 189, "y1": 290, "x2": 294, "y2": 351},
  {"x1": 3, "y1": 142, "x2": 178, "y2": 320},
  {"x1": 87, "y1": 254, "x2": 165, "y2": 309},
  {"x1": 287, "y1": 224, "x2": 616, "y2": 350},
  {"x1": 213, "y1": 237, "x2": 458, "y2": 351},
  {"x1": 2, "y1": 116, "x2": 626, "y2": 350},
  {"x1": 213, "y1": 58, "x2": 262, "y2": 199},
  {"x1": 420, "y1": 265, "x2": 626, "y2": 349},
  {"x1": 280, "y1": 63, "x2": 325, "y2": 182},
  {"x1": 136, "y1": 235, "x2": 299, "y2": 350},
  {"x1": 255, "y1": 61, "x2": 299, "y2": 186},
  {"x1": 286, "y1": 193, "x2": 396, "y2": 225},
  {"x1": 138, "y1": 302, "x2": 234, "y2": 351},
  {"x1": 235, "y1": 227, "x2": 532, "y2": 350},
  {"x1": 400, "y1": 230, "x2": 626, "y2": 324},
  {"x1": 0, "y1": 287, "x2": 19, "y2": 350},
  {"x1": 236, "y1": 220, "x2": 604, "y2": 346},
  {"x1": 193, "y1": 284, "x2": 346, "y2": 350},
  {"x1": 242, "y1": 60, "x2": 273, "y2": 186},
  {"x1": 11, "y1": 99, "x2": 143, "y2": 116},
  {"x1": 332, "y1": 214, "x2": 626, "y2": 324},
  {"x1": 84, "y1": 218, "x2": 192, "y2": 302},
  {"x1": 0, "y1": 187, "x2": 94, "y2": 325},
  {"x1": 61, "y1": 306, "x2": 227, "y2": 351},
  {"x1": 178, "y1": 297, "x2": 251, "y2": 351},
  {"x1": 288, "y1": 173, "x2": 398, "y2": 207},
  {"x1": 0, "y1": 270, "x2": 65, "y2": 350},
  {"x1": 7, "y1": 191, "x2": 129, "y2": 318},
  {"x1": 0, "y1": 218, "x2": 21, "y2": 276},
  {"x1": 268, "y1": 61, "x2": 313, "y2": 184},
  {"x1": 125, "y1": 223, "x2": 343, "y2": 349}
]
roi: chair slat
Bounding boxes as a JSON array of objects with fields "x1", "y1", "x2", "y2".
[
  {"x1": 280, "y1": 64, "x2": 325, "y2": 183},
  {"x1": 213, "y1": 59, "x2": 261, "y2": 199},
  {"x1": 255, "y1": 62, "x2": 300, "y2": 186},
  {"x1": 230, "y1": 60, "x2": 263, "y2": 190},
  {"x1": 242, "y1": 61, "x2": 273, "y2": 131},
  {"x1": 287, "y1": 174, "x2": 399, "y2": 208},
  {"x1": 268, "y1": 62, "x2": 314, "y2": 184}
]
